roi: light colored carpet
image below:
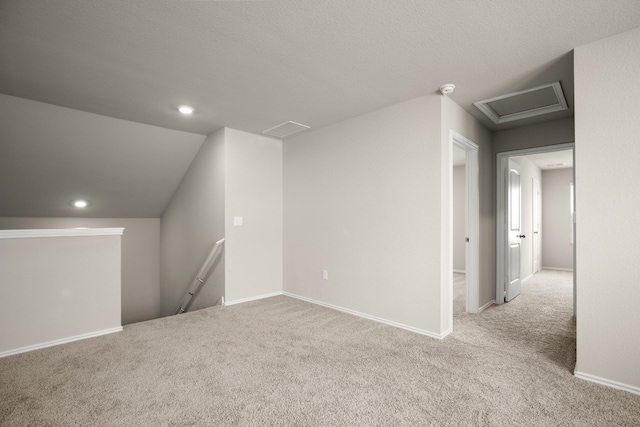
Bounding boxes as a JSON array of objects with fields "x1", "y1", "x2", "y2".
[
  {"x1": 1, "y1": 270, "x2": 639, "y2": 426},
  {"x1": 453, "y1": 272, "x2": 466, "y2": 316}
]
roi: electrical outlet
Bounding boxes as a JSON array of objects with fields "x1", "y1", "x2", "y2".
[{"x1": 322, "y1": 269, "x2": 328, "y2": 280}]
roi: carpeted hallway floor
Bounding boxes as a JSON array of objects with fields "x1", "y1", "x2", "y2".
[{"x1": 1, "y1": 270, "x2": 639, "y2": 426}]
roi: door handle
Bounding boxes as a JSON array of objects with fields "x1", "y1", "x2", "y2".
[{"x1": 517, "y1": 234, "x2": 526, "y2": 238}]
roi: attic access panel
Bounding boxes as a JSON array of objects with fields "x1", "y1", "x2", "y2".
[
  {"x1": 474, "y1": 82, "x2": 568, "y2": 124},
  {"x1": 262, "y1": 121, "x2": 310, "y2": 138}
]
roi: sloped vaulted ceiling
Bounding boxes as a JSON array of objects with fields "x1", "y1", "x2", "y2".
[{"x1": 0, "y1": 94, "x2": 205, "y2": 217}]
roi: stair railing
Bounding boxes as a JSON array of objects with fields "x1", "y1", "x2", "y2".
[{"x1": 174, "y1": 237, "x2": 225, "y2": 315}]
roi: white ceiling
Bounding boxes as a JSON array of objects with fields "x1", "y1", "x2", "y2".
[
  {"x1": 2, "y1": 1, "x2": 639, "y2": 135},
  {"x1": 0, "y1": 1, "x2": 639, "y2": 217},
  {"x1": 0, "y1": 94, "x2": 204, "y2": 217},
  {"x1": 520, "y1": 150, "x2": 574, "y2": 171}
]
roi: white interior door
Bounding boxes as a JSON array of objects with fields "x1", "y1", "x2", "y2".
[
  {"x1": 533, "y1": 178, "x2": 541, "y2": 273},
  {"x1": 506, "y1": 159, "x2": 523, "y2": 301}
]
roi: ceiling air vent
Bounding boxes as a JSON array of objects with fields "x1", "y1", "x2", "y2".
[
  {"x1": 474, "y1": 82, "x2": 568, "y2": 124},
  {"x1": 262, "y1": 121, "x2": 310, "y2": 138}
]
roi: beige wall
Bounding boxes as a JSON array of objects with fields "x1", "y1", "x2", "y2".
[
  {"x1": 0, "y1": 230, "x2": 122, "y2": 356},
  {"x1": 224, "y1": 128, "x2": 283, "y2": 303},
  {"x1": 0, "y1": 217, "x2": 159, "y2": 324},
  {"x1": 160, "y1": 129, "x2": 226, "y2": 317},
  {"x1": 542, "y1": 168, "x2": 574, "y2": 270},
  {"x1": 441, "y1": 96, "x2": 494, "y2": 320},
  {"x1": 574, "y1": 27, "x2": 640, "y2": 390}
]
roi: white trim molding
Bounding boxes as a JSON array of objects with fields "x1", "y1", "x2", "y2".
[
  {"x1": 0, "y1": 327, "x2": 123, "y2": 358},
  {"x1": 575, "y1": 371, "x2": 640, "y2": 396},
  {"x1": 0, "y1": 228, "x2": 125, "y2": 239},
  {"x1": 541, "y1": 267, "x2": 574, "y2": 272},
  {"x1": 478, "y1": 300, "x2": 495, "y2": 312},
  {"x1": 284, "y1": 292, "x2": 449, "y2": 340},
  {"x1": 223, "y1": 291, "x2": 450, "y2": 339},
  {"x1": 521, "y1": 273, "x2": 534, "y2": 284},
  {"x1": 224, "y1": 291, "x2": 284, "y2": 306}
]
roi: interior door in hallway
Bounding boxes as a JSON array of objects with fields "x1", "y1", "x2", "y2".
[
  {"x1": 506, "y1": 159, "x2": 523, "y2": 301},
  {"x1": 533, "y1": 178, "x2": 541, "y2": 273}
]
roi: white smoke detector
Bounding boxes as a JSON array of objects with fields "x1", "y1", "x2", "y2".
[{"x1": 439, "y1": 84, "x2": 456, "y2": 95}]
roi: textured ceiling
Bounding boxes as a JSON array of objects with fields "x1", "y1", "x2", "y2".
[
  {"x1": 0, "y1": 1, "x2": 639, "y2": 218},
  {"x1": 1, "y1": 0, "x2": 639, "y2": 136},
  {"x1": 0, "y1": 94, "x2": 204, "y2": 217}
]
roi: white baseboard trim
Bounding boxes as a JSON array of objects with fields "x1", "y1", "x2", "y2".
[
  {"x1": 439, "y1": 327, "x2": 453, "y2": 339},
  {"x1": 521, "y1": 273, "x2": 533, "y2": 284},
  {"x1": 453, "y1": 269, "x2": 466, "y2": 274},
  {"x1": 283, "y1": 292, "x2": 447, "y2": 340},
  {"x1": 478, "y1": 300, "x2": 495, "y2": 312},
  {"x1": 574, "y1": 371, "x2": 640, "y2": 396},
  {"x1": 542, "y1": 267, "x2": 574, "y2": 272},
  {"x1": 224, "y1": 291, "x2": 284, "y2": 306},
  {"x1": 0, "y1": 326, "x2": 123, "y2": 359}
]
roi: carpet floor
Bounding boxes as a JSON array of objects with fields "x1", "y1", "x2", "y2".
[{"x1": 1, "y1": 270, "x2": 639, "y2": 426}]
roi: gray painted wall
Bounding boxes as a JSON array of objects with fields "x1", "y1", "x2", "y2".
[
  {"x1": 493, "y1": 117, "x2": 575, "y2": 154},
  {"x1": 160, "y1": 129, "x2": 226, "y2": 317},
  {"x1": 284, "y1": 94, "x2": 492, "y2": 336},
  {"x1": 542, "y1": 168, "x2": 573, "y2": 270},
  {"x1": 0, "y1": 217, "x2": 159, "y2": 325},
  {"x1": 224, "y1": 128, "x2": 283, "y2": 303},
  {"x1": 441, "y1": 96, "x2": 495, "y2": 314},
  {"x1": 284, "y1": 95, "x2": 444, "y2": 334},
  {"x1": 452, "y1": 165, "x2": 465, "y2": 272},
  {"x1": 575, "y1": 27, "x2": 640, "y2": 390},
  {"x1": 159, "y1": 127, "x2": 282, "y2": 313},
  {"x1": 0, "y1": 230, "x2": 122, "y2": 355}
]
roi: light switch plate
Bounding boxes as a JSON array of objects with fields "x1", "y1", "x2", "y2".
[{"x1": 233, "y1": 216, "x2": 243, "y2": 227}]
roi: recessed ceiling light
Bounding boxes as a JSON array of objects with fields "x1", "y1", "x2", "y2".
[
  {"x1": 178, "y1": 105, "x2": 194, "y2": 115},
  {"x1": 73, "y1": 200, "x2": 88, "y2": 208}
]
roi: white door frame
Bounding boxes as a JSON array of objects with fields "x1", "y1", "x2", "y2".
[
  {"x1": 505, "y1": 159, "x2": 523, "y2": 301},
  {"x1": 450, "y1": 131, "x2": 480, "y2": 318},
  {"x1": 496, "y1": 143, "x2": 575, "y2": 307}
]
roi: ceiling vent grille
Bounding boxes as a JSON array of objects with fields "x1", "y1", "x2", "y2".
[
  {"x1": 262, "y1": 121, "x2": 310, "y2": 138},
  {"x1": 474, "y1": 82, "x2": 568, "y2": 124}
]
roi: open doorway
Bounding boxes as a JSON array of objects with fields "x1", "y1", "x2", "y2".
[
  {"x1": 496, "y1": 143, "x2": 576, "y2": 314},
  {"x1": 452, "y1": 145, "x2": 467, "y2": 315},
  {"x1": 449, "y1": 131, "x2": 480, "y2": 326}
]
